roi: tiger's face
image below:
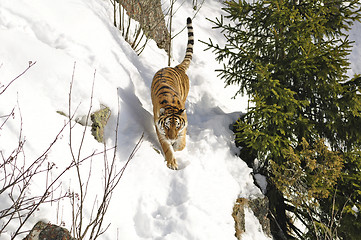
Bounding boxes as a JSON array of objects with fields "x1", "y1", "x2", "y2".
[{"x1": 157, "y1": 108, "x2": 187, "y2": 141}]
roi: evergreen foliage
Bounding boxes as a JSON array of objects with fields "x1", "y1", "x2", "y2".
[{"x1": 203, "y1": 0, "x2": 361, "y2": 239}]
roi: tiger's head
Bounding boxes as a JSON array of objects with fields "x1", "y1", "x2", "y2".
[{"x1": 156, "y1": 107, "x2": 187, "y2": 141}]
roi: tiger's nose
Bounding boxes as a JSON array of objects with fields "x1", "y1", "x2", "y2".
[{"x1": 167, "y1": 129, "x2": 177, "y2": 140}]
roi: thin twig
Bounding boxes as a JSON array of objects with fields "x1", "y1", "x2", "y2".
[{"x1": 0, "y1": 61, "x2": 36, "y2": 95}]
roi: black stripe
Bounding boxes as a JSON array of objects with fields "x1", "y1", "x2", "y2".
[
  {"x1": 153, "y1": 80, "x2": 177, "y2": 91},
  {"x1": 167, "y1": 67, "x2": 181, "y2": 76},
  {"x1": 157, "y1": 89, "x2": 180, "y2": 99},
  {"x1": 159, "y1": 92, "x2": 169, "y2": 97},
  {"x1": 154, "y1": 75, "x2": 176, "y2": 83},
  {"x1": 152, "y1": 77, "x2": 167, "y2": 85},
  {"x1": 155, "y1": 85, "x2": 174, "y2": 95},
  {"x1": 158, "y1": 118, "x2": 164, "y2": 125},
  {"x1": 187, "y1": 17, "x2": 192, "y2": 24}
]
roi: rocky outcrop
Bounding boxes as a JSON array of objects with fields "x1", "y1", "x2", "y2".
[
  {"x1": 119, "y1": 0, "x2": 170, "y2": 51},
  {"x1": 23, "y1": 221, "x2": 73, "y2": 240},
  {"x1": 91, "y1": 105, "x2": 111, "y2": 143},
  {"x1": 232, "y1": 196, "x2": 271, "y2": 239},
  {"x1": 248, "y1": 197, "x2": 271, "y2": 236},
  {"x1": 56, "y1": 104, "x2": 111, "y2": 143},
  {"x1": 233, "y1": 198, "x2": 247, "y2": 237}
]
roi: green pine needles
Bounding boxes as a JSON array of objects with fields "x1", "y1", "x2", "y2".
[{"x1": 203, "y1": 0, "x2": 361, "y2": 239}]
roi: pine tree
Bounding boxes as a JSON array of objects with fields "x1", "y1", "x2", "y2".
[{"x1": 203, "y1": 0, "x2": 361, "y2": 239}]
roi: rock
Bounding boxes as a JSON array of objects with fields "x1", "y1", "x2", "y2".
[
  {"x1": 56, "y1": 105, "x2": 111, "y2": 143},
  {"x1": 232, "y1": 198, "x2": 247, "y2": 238},
  {"x1": 23, "y1": 221, "x2": 73, "y2": 240},
  {"x1": 118, "y1": 0, "x2": 170, "y2": 51},
  {"x1": 248, "y1": 197, "x2": 271, "y2": 236},
  {"x1": 232, "y1": 196, "x2": 271, "y2": 239},
  {"x1": 91, "y1": 105, "x2": 111, "y2": 143}
]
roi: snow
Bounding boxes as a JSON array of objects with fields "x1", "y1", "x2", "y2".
[
  {"x1": 352, "y1": 205, "x2": 359, "y2": 214},
  {"x1": 348, "y1": 20, "x2": 361, "y2": 77},
  {"x1": 254, "y1": 174, "x2": 267, "y2": 195},
  {"x1": 1, "y1": 0, "x2": 359, "y2": 239},
  {"x1": 0, "y1": 0, "x2": 266, "y2": 239}
]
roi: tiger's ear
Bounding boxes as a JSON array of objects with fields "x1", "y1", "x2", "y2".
[
  {"x1": 159, "y1": 108, "x2": 165, "y2": 116},
  {"x1": 178, "y1": 109, "x2": 186, "y2": 115}
]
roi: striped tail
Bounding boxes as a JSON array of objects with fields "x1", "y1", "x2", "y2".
[{"x1": 177, "y1": 17, "x2": 194, "y2": 71}]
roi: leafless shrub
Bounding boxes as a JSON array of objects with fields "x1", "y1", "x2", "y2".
[
  {"x1": 67, "y1": 63, "x2": 144, "y2": 240},
  {"x1": 0, "y1": 61, "x2": 36, "y2": 95},
  {"x1": 0, "y1": 62, "x2": 75, "y2": 239},
  {"x1": 1, "y1": 62, "x2": 143, "y2": 239}
]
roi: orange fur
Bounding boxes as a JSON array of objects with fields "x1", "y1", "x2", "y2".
[{"x1": 151, "y1": 18, "x2": 193, "y2": 170}]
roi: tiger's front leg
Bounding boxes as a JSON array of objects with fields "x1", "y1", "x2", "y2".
[
  {"x1": 156, "y1": 128, "x2": 178, "y2": 170},
  {"x1": 173, "y1": 128, "x2": 187, "y2": 152}
]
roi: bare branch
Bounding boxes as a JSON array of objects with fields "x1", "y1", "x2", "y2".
[{"x1": 0, "y1": 61, "x2": 36, "y2": 95}]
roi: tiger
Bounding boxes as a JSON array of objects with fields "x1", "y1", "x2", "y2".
[{"x1": 151, "y1": 17, "x2": 194, "y2": 170}]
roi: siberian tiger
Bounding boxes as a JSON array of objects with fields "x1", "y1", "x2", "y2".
[{"x1": 151, "y1": 17, "x2": 194, "y2": 170}]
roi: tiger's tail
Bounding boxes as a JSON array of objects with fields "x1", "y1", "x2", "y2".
[{"x1": 177, "y1": 17, "x2": 194, "y2": 71}]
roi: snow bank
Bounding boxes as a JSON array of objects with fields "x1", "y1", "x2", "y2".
[{"x1": 0, "y1": 0, "x2": 270, "y2": 239}]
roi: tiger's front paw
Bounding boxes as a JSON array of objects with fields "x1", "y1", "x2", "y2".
[{"x1": 166, "y1": 158, "x2": 178, "y2": 170}]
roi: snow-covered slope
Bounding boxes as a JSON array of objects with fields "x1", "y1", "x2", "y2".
[{"x1": 0, "y1": 0, "x2": 273, "y2": 239}]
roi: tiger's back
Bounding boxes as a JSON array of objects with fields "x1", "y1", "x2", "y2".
[
  {"x1": 151, "y1": 66, "x2": 189, "y2": 113},
  {"x1": 151, "y1": 17, "x2": 194, "y2": 170}
]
